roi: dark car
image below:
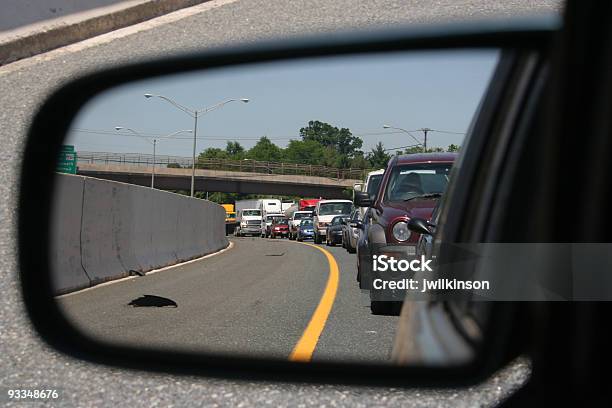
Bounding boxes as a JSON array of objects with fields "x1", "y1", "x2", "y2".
[
  {"x1": 269, "y1": 218, "x2": 289, "y2": 239},
  {"x1": 296, "y1": 218, "x2": 314, "y2": 241},
  {"x1": 353, "y1": 152, "x2": 456, "y2": 314},
  {"x1": 325, "y1": 215, "x2": 348, "y2": 246},
  {"x1": 342, "y1": 209, "x2": 361, "y2": 254}
]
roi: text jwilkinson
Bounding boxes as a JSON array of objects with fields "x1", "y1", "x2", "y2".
[{"x1": 372, "y1": 278, "x2": 490, "y2": 291}]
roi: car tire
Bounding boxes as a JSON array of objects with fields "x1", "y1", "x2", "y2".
[
  {"x1": 314, "y1": 234, "x2": 321, "y2": 244},
  {"x1": 370, "y1": 301, "x2": 396, "y2": 316}
]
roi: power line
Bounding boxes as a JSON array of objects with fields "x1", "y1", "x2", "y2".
[
  {"x1": 383, "y1": 143, "x2": 421, "y2": 152},
  {"x1": 72, "y1": 128, "x2": 421, "y2": 140},
  {"x1": 71, "y1": 128, "x2": 293, "y2": 141},
  {"x1": 429, "y1": 129, "x2": 466, "y2": 135}
]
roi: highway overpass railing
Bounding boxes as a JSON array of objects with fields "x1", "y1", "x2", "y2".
[{"x1": 77, "y1": 151, "x2": 369, "y2": 181}]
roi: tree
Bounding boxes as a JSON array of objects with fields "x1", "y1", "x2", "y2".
[
  {"x1": 198, "y1": 147, "x2": 228, "y2": 161},
  {"x1": 350, "y1": 152, "x2": 370, "y2": 169},
  {"x1": 282, "y1": 139, "x2": 326, "y2": 165},
  {"x1": 447, "y1": 144, "x2": 461, "y2": 152},
  {"x1": 225, "y1": 141, "x2": 244, "y2": 159},
  {"x1": 299, "y1": 120, "x2": 363, "y2": 159},
  {"x1": 403, "y1": 146, "x2": 424, "y2": 154},
  {"x1": 368, "y1": 142, "x2": 391, "y2": 169},
  {"x1": 246, "y1": 136, "x2": 282, "y2": 162}
]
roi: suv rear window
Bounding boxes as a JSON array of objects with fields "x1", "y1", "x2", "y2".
[{"x1": 318, "y1": 202, "x2": 353, "y2": 216}]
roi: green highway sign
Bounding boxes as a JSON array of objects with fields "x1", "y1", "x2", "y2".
[{"x1": 57, "y1": 145, "x2": 77, "y2": 174}]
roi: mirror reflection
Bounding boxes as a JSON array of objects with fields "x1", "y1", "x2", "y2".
[{"x1": 51, "y1": 50, "x2": 497, "y2": 364}]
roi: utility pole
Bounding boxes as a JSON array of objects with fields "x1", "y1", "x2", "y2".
[
  {"x1": 151, "y1": 138, "x2": 157, "y2": 188},
  {"x1": 420, "y1": 128, "x2": 431, "y2": 153}
]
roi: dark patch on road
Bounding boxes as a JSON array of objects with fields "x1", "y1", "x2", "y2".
[
  {"x1": 128, "y1": 295, "x2": 177, "y2": 308},
  {"x1": 265, "y1": 252, "x2": 285, "y2": 256}
]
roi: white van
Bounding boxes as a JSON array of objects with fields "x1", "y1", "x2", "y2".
[{"x1": 313, "y1": 199, "x2": 353, "y2": 244}]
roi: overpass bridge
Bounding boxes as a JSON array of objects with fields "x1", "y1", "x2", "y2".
[{"x1": 75, "y1": 152, "x2": 365, "y2": 198}]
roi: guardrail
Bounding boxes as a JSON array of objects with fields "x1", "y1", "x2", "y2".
[{"x1": 77, "y1": 151, "x2": 369, "y2": 180}]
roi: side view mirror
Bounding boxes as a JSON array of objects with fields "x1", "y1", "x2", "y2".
[
  {"x1": 15, "y1": 17, "x2": 549, "y2": 390},
  {"x1": 407, "y1": 218, "x2": 433, "y2": 235},
  {"x1": 349, "y1": 220, "x2": 364, "y2": 230},
  {"x1": 353, "y1": 191, "x2": 373, "y2": 207}
]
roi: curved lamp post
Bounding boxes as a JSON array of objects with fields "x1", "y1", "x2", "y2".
[
  {"x1": 144, "y1": 94, "x2": 250, "y2": 197},
  {"x1": 114, "y1": 127, "x2": 192, "y2": 188},
  {"x1": 382, "y1": 124, "x2": 426, "y2": 152}
]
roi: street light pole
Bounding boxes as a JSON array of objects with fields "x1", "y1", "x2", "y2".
[
  {"x1": 144, "y1": 94, "x2": 249, "y2": 197},
  {"x1": 382, "y1": 125, "x2": 425, "y2": 152},
  {"x1": 152, "y1": 138, "x2": 156, "y2": 188},
  {"x1": 191, "y1": 114, "x2": 198, "y2": 197},
  {"x1": 114, "y1": 127, "x2": 191, "y2": 189}
]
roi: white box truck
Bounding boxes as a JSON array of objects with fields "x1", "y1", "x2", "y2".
[
  {"x1": 235, "y1": 199, "x2": 263, "y2": 237},
  {"x1": 259, "y1": 198, "x2": 282, "y2": 217}
]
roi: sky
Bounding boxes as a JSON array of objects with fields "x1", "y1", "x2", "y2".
[{"x1": 67, "y1": 49, "x2": 499, "y2": 158}]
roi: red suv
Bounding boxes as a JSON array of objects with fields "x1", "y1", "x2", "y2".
[{"x1": 353, "y1": 153, "x2": 456, "y2": 314}]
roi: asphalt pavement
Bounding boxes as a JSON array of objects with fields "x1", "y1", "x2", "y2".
[
  {"x1": 1, "y1": 0, "x2": 560, "y2": 406},
  {"x1": 58, "y1": 237, "x2": 398, "y2": 362}
]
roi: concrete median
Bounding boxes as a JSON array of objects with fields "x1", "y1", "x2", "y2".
[{"x1": 51, "y1": 173, "x2": 228, "y2": 294}]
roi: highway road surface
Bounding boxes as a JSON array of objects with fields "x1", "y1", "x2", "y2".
[{"x1": 58, "y1": 237, "x2": 399, "y2": 363}]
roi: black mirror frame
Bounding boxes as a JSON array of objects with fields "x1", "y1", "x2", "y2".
[
  {"x1": 18, "y1": 17, "x2": 557, "y2": 387},
  {"x1": 354, "y1": 191, "x2": 373, "y2": 207}
]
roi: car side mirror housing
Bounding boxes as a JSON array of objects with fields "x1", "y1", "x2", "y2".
[
  {"x1": 354, "y1": 191, "x2": 373, "y2": 207},
  {"x1": 408, "y1": 218, "x2": 432, "y2": 235},
  {"x1": 16, "y1": 17, "x2": 557, "y2": 388},
  {"x1": 349, "y1": 220, "x2": 364, "y2": 230}
]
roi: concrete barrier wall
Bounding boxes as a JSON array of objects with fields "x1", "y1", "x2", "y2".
[
  {"x1": 1, "y1": 0, "x2": 127, "y2": 32},
  {"x1": 51, "y1": 173, "x2": 228, "y2": 294}
]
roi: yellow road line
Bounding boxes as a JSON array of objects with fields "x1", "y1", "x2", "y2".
[{"x1": 289, "y1": 242, "x2": 340, "y2": 363}]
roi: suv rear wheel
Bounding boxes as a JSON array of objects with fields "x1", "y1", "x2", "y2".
[{"x1": 370, "y1": 301, "x2": 401, "y2": 316}]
